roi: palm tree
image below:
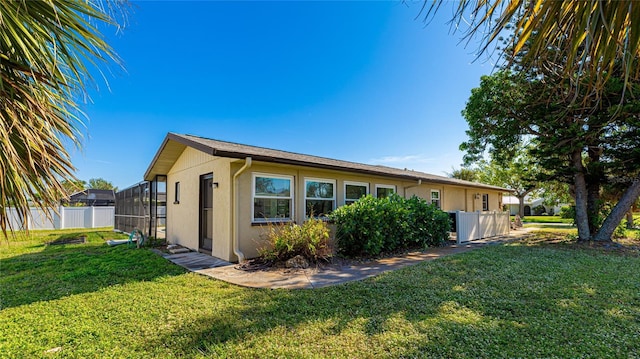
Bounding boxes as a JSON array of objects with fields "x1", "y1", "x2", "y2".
[
  {"x1": 425, "y1": 0, "x2": 640, "y2": 102},
  {"x1": 0, "y1": 1, "x2": 124, "y2": 235}
]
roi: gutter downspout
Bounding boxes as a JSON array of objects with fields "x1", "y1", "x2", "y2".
[{"x1": 232, "y1": 157, "x2": 252, "y2": 263}]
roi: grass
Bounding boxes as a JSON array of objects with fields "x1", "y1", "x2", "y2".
[
  {"x1": 519, "y1": 215, "x2": 574, "y2": 224},
  {"x1": 524, "y1": 223, "x2": 640, "y2": 240},
  {"x1": 2, "y1": 229, "x2": 640, "y2": 358}
]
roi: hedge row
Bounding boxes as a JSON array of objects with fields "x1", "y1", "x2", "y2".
[{"x1": 330, "y1": 194, "x2": 451, "y2": 257}]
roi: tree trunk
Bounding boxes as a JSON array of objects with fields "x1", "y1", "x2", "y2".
[
  {"x1": 515, "y1": 188, "x2": 534, "y2": 218},
  {"x1": 586, "y1": 146, "x2": 603, "y2": 236},
  {"x1": 572, "y1": 150, "x2": 591, "y2": 241},
  {"x1": 594, "y1": 179, "x2": 640, "y2": 241},
  {"x1": 517, "y1": 193, "x2": 528, "y2": 218},
  {"x1": 586, "y1": 182, "x2": 601, "y2": 235},
  {"x1": 626, "y1": 210, "x2": 634, "y2": 229}
]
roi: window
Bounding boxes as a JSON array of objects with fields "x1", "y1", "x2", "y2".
[
  {"x1": 174, "y1": 182, "x2": 180, "y2": 204},
  {"x1": 482, "y1": 193, "x2": 489, "y2": 211},
  {"x1": 252, "y1": 174, "x2": 294, "y2": 222},
  {"x1": 344, "y1": 181, "x2": 368, "y2": 205},
  {"x1": 431, "y1": 190, "x2": 440, "y2": 209},
  {"x1": 305, "y1": 178, "x2": 336, "y2": 217},
  {"x1": 375, "y1": 184, "x2": 396, "y2": 198}
]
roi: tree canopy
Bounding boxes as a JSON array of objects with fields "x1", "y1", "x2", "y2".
[
  {"x1": 461, "y1": 67, "x2": 640, "y2": 241},
  {"x1": 88, "y1": 178, "x2": 118, "y2": 192},
  {"x1": 446, "y1": 167, "x2": 479, "y2": 182}
]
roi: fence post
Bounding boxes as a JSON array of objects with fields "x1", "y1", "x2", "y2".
[
  {"x1": 26, "y1": 208, "x2": 32, "y2": 231},
  {"x1": 91, "y1": 206, "x2": 96, "y2": 228},
  {"x1": 59, "y1": 205, "x2": 65, "y2": 229},
  {"x1": 456, "y1": 211, "x2": 461, "y2": 244},
  {"x1": 493, "y1": 211, "x2": 497, "y2": 237}
]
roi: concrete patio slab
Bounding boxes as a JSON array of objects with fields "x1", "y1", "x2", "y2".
[{"x1": 153, "y1": 250, "x2": 232, "y2": 271}]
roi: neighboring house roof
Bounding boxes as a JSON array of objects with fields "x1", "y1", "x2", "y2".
[
  {"x1": 145, "y1": 133, "x2": 512, "y2": 192},
  {"x1": 503, "y1": 196, "x2": 520, "y2": 205},
  {"x1": 67, "y1": 189, "x2": 116, "y2": 206}
]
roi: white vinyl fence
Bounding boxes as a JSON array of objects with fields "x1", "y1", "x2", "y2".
[
  {"x1": 455, "y1": 211, "x2": 510, "y2": 244},
  {"x1": 4, "y1": 206, "x2": 114, "y2": 231}
]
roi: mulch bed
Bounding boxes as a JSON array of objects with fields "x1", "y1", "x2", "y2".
[{"x1": 235, "y1": 241, "x2": 458, "y2": 272}]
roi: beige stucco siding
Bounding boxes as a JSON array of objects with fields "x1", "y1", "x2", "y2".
[
  {"x1": 164, "y1": 149, "x2": 507, "y2": 262},
  {"x1": 442, "y1": 186, "x2": 465, "y2": 211},
  {"x1": 166, "y1": 147, "x2": 234, "y2": 261},
  {"x1": 233, "y1": 162, "x2": 426, "y2": 259}
]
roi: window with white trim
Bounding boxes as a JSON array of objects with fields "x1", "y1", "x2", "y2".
[
  {"x1": 375, "y1": 184, "x2": 396, "y2": 198},
  {"x1": 305, "y1": 178, "x2": 336, "y2": 217},
  {"x1": 344, "y1": 181, "x2": 368, "y2": 205},
  {"x1": 252, "y1": 174, "x2": 294, "y2": 222},
  {"x1": 482, "y1": 193, "x2": 489, "y2": 211},
  {"x1": 431, "y1": 189, "x2": 441, "y2": 209}
]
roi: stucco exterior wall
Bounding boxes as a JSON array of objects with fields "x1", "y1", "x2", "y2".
[
  {"x1": 233, "y1": 162, "x2": 427, "y2": 259},
  {"x1": 165, "y1": 149, "x2": 508, "y2": 262},
  {"x1": 166, "y1": 147, "x2": 234, "y2": 261},
  {"x1": 442, "y1": 186, "x2": 466, "y2": 211}
]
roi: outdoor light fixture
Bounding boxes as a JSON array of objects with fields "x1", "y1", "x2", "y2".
[{"x1": 212, "y1": 182, "x2": 219, "y2": 189}]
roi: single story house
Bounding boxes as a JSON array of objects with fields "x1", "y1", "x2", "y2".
[
  {"x1": 66, "y1": 189, "x2": 116, "y2": 206},
  {"x1": 503, "y1": 195, "x2": 567, "y2": 216},
  {"x1": 144, "y1": 133, "x2": 510, "y2": 262}
]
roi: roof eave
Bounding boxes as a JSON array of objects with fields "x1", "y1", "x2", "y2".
[{"x1": 145, "y1": 133, "x2": 512, "y2": 192}]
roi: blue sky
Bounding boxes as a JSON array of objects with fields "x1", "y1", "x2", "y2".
[{"x1": 72, "y1": 1, "x2": 498, "y2": 190}]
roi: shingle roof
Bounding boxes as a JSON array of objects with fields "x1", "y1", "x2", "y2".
[
  {"x1": 69, "y1": 189, "x2": 115, "y2": 201},
  {"x1": 144, "y1": 133, "x2": 511, "y2": 192}
]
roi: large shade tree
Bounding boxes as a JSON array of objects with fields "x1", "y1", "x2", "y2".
[
  {"x1": 462, "y1": 68, "x2": 640, "y2": 241},
  {"x1": 440, "y1": 1, "x2": 640, "y2": 241},
  {"x1": 0, "y1": 1, "x2": 124, "y2": 234}
]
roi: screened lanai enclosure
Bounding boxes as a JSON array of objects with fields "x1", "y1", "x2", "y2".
[{"x1": 114, "y1": 176, "x2": 166, "y2": 239}]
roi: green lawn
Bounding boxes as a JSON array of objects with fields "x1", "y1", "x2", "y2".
[
  {"x1": 520, "y1": 215, "x2": 574, "y2": 224},
  {"x1": 1, "y1": 229, "x2": 639, "y2": 358}
]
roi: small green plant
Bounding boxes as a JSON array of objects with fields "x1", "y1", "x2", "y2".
[
  {"x1": 143, "y1": 236, "x2": 167, "y2": 248},
  {"x1": 258, "y1": 218, "x2": 332, "y2": 263},
  {"x1": 566, "y1": 232, "x2": 579, "y2": 241},
  {"x1": 613, "y1": 222, "x2": 627, "y2": 239}
]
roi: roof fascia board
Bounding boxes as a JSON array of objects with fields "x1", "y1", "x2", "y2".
[{"x1": 149, "y1": 133, "x2": 512, "y2": 192}]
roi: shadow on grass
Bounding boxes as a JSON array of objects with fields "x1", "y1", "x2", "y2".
[
  {"x1": 0, "y1": 239, "x2": 186, "y2": 309},
  {"x1": 143, "y1": 246, "x2": 640, "y2": 357}
]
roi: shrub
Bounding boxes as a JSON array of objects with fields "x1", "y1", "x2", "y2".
[
  {"x1": 258, "y1": 218, "x2": 332, "y2": 263},
  {"x1": 405, "y1": 195, "x2": 452, "y2": 247},
  {"x1": 330, "y1": 194, "x2": 450, "y2": 257},
  {"x1": 533, "y1": 205, "x2": 547, "y2": 215},
  {"x1": 559, "y1": 206, "x2": 575, "y2": 219}
]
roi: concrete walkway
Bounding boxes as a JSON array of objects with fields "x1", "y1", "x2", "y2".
[{"x1": 159, "y1": 228, "x2": 533, "y2": 289}]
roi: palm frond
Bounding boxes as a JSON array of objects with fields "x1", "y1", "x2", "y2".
[
  {"x1": 426, "y1": 0, "x2": 640, "y2": 102},
  {"x1": 0, "y1": 0, "x2": 125, "y2": 236}
]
